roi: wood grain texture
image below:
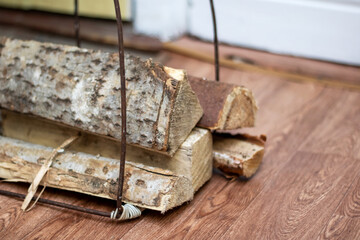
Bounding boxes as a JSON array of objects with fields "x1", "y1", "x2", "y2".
[
  {"x1": 0, "y1": 37, "x2": 203, "y2": 156},
  {"x1": 319, "y1": 176, "x2": 360, "y2": 240},
  {"x1": 1, "y1": 37, "x2": 360, "y2": 239},
  {"x1": 118, "y1": 55, "x2": 360, "y2": 240}
]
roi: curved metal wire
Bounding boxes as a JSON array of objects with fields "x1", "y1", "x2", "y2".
[
  {"x1": 209, "y1": 0, "x2": 219, "y2": 82},
  {"x1": 113, "y1": 0, "x2": 127, "y2": 214}
]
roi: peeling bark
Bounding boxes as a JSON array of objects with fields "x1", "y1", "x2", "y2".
[{"x1": 0, "y1": 37, "x2": 203, "y2": 156}]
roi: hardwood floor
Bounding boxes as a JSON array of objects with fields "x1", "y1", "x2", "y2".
[{"x1": 1, "y1": 35, "x2": 359, "y2": 239}]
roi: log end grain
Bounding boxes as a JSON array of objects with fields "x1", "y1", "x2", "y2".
[
  {"x1": 165, "y1": 67, "x2": 204, "y2": 156},
  {"x1": 220, "y1": 87, "x2": 258, "y2": 130}
]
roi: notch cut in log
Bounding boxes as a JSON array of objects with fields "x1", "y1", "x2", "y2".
[
  {"x1": 1, "y1": 109, "x2": 213, "y2": 196},
  {"x1": 213, "y1": 133, "x2": 266, "y2": 178},
  {"x1": 189, "y1": 76, "x2": 258, "y2": 130},
  {"x1": 0, "y1": 37, "x2": 203, "y2": 156}
]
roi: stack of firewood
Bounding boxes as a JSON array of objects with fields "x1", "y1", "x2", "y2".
[{"x1": 0, "y1": 37, "x2": 265, "y2": 213}]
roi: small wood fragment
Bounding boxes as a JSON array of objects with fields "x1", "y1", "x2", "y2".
[
  {"x1": 21, "y1": 135, "x2": 79, "y2": 211},
  {"x1": 213, "y1": 134, "x2": 266, "y2": 178}
]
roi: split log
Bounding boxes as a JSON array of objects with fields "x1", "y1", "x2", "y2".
[
  {"x1": 0, "y1": 110, "x2": 213, "y2": 195},
  {"x1": 0, "y1": 37, "x2": 203, "y2": 156},
  {"x1": 213, "y1": 134, "x2": 266, "y2": 178},
  {"x1": 0, "y1": 131, "x2": 212, "y2": 213},
  {"x1": 0, "y1": 136, "x2": 191, "y2": 213},
  {"x1": 189, "y1": 76, "x2": 258, "y2": 130}
]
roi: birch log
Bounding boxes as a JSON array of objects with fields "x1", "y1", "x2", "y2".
[
  {"x1": 0, "y1": 37, "x2": 203, "y2": 156},
  {"x1": 213, "y1": 134, "x2": 266, "y2": 178},
  {"x1": 1, "y1": 110, "x2": 213, "y2": 195},
  {"x1": 0, "y1": 131, "x2": 212, "y2": 213},
  {"x1": 189, "y1": 76, "x2": 258, "y2": 130}
]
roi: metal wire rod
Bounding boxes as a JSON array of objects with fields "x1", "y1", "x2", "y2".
[
  {"x1": 113, "y1": 0, "x2": 127, "y2": 214},
  {"x1": 0, "y1": 188, "x2": 110, "y2": 217},
  {"x1": 209, "y1": 0, "x2": 219, "y2": 81}
]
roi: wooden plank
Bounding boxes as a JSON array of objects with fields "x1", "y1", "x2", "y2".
[
  {"x1": 0, "y1": 37, "x2": 203, "y2": 156},
  {"x1": 221, "y1": 152, "x2": 360, "y2": 240},
  {"x1": 119, "y1": 57, "x2": 360, "y2": 239},
  {"x1": 318, "y1": 176, "x2": 360, "y2": 240}
]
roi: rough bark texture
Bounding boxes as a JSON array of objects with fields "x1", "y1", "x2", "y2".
[
  {"x1": 0, "y1": 37, "x2": 203, "y2": 156},
  {"x1": 189, "y1": 76, "x2": 258, "y2": 130},
  {"x1": 213, "y1": 134, "x2": 266, "y2": 178}
]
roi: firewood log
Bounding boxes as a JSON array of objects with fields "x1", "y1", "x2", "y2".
[
  {"x1": 0, "y1": 37, "x2": 203, "y2": 156},
  {"x1": 0, "y1": 129, "x2": 212, "y2": 213}
]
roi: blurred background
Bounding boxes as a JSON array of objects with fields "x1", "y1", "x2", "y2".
[{"x1": 0, "y1": 0, "x2": 359, "y2": 66}]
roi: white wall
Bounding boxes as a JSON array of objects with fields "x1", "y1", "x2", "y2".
[
  {"x1": 133, "y1": 0, "x2": 188, "y2": 41},
  {"x1": 134, "y1": 0, "x2": 360, "y2": 65}
]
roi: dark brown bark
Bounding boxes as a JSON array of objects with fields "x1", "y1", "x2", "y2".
[{"x1": 189, "y1": 76, "x2": 257, "y2": 130}]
